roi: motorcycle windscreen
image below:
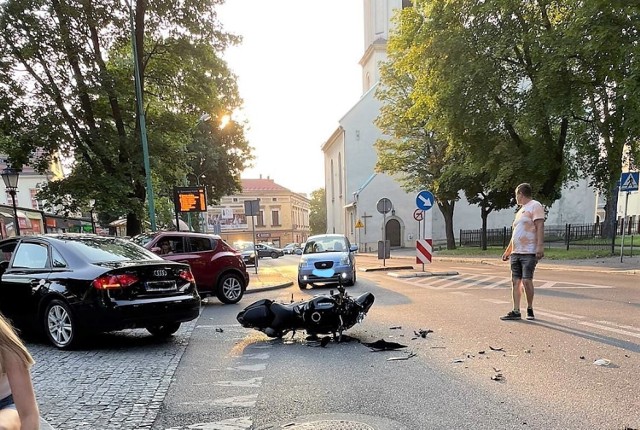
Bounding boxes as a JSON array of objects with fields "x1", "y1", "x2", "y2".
[{"x1": 354, "y1": 292, "x2": 375, "y2": 312}]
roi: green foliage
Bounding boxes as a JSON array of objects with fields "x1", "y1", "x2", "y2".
[
  {"x1": 309, "y1": 188, "x2": 327, "y2": 235},
  {"x1": 0, "y1": 0, "x2": 251, "y2": 235}
]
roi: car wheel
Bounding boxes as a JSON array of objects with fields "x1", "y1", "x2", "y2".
[
  {"x1": 270, "y1": 252, "x2": 279, "y2": 259},
  {"x1": 298, "y1": 280, "x2": 307, "y2": 289},
  {"x1": 345, "y1": 269, "x2": 356, "y2": 286},
  {"x1": 147, "y1": 322, "x2": 181, "y2": 337},
  {"x1": 216, "y1": 273, "x2": 245, "y2": 304},
  {"x1": 44, "y1": 299, "x2": 81, "y2": 349}
]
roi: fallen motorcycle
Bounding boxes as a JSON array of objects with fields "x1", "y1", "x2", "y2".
[{"x1": 237, "y1": 268, "x2": 374, "y2": 341}]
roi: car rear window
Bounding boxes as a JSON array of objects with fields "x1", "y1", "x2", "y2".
[{"x1": 61, "y1": 238, "x2": 161, "y2": 263}]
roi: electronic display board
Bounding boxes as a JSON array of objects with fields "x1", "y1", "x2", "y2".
[{"x1": 174, "y1": 187, "x2": 207, "y2": 213}]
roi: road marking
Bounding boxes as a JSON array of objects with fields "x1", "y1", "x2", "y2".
[
  {"x1": 184, "y1": 416, "x2": 253, "y2": 429},
  {"x1": 211, "y1": 377, "x2": 263, "y2": 388},
  {"x1": 482, "y1": 278, "x2": 511, "y2": 289},
  {"x1": 227, "y1": 364, "x2": 267, "y2": 372},
  {"x1": 455, "y1": 276, "x2": 495, "y2": 289},
  {"x1": 537, "y1": 281, "x2": 556, "y2": 289},
  {"x1": 450, "y1": 291, "x2": 472, "y2": 296},
  {"x1": 579, "y1": 321, "x2": 640, "y2": 339},
  {"x1": 482, "y1": 299, "x2": 511, "y2": 304},
  {"x1": 596, "y1": 320, "x2": 640, "y2": 332}
]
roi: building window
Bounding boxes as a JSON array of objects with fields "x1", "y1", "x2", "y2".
[
  {"x1": 272, "y1": 197, "x2": 277, "y2": 202},
  {"x1": 257, "y1": 211, "x2": 264, "y2": 227},
  {"x1": 330, "y1": 160, "x2": 335, "y2": 202},
  {"x1": 30, "y1": 189, "x2": 38, "y2": 209},
  {"x1": 272, "y1": 210, "x2": 280, "y2": 226},
  {"x1": 233, "y1": 197, "x2": 238, "y2": 202},
  {"x1": 338, "y1": 153, "x2": 343, "y2": 199}
]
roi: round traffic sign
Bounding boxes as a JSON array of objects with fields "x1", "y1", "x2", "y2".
[
  {"x1": 413, "y1": 209, "x2": 424, "y2": 221},
  {"x1": 416, "y1": 190, "x2": 434, "y2": 211},
  {"x1": 376, "y1": 197, "x2": 393, "y2": 214}
]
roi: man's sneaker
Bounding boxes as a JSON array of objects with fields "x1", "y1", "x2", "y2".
[
  {"x1": 526, "y1": 308, "x2": 535, "y2": 320},
  {"x1": 500, "y1": 310, "x2": 521, "y2": 321}
]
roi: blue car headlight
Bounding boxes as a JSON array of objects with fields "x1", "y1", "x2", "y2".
[
  {"x1": 339, "y1": 254, "x2": 349, "y2": 265},
  {"x1": 299, "y1": 258, "x2": 311, "y2": 269}
]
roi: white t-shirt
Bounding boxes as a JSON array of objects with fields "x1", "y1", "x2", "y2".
[
  {"x1": 511, "y1": 200, "x2": 545, "y2": 254},
  {"x1": 0, "y1": 373, "x2": 10, "y2": 400}
]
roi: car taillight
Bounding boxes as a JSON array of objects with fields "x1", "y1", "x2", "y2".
[
  {"x1": 92, "y1": 273, "x2": 139, "y2": 290},
  {"x1": 178, "y1": 269, "x2": 195, "y2": 283}
]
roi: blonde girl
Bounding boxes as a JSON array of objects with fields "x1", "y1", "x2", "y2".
[{"x1": 0, "y1": 313, "x2": 40, "y2": 430}]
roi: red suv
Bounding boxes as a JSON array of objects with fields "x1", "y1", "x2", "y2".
[{"x1": 134, "y1": 232, "x2": 249, "y2": 304}]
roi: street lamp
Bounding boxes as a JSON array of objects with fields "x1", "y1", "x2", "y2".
[{"x1": 1, "y1": 167, "x2": 21, "y2": 236}]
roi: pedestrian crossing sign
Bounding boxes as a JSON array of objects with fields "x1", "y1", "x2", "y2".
[
  {"x1": 620, "y1": 172, "x2": 639, "y2": 192},
  {"x1": 355, "y1": 219, "x2": 364, "y2": 228}
]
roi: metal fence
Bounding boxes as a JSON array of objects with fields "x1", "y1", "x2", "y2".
[{"x1": 460, "y1": 221, "x2": 638, "y2": 253}]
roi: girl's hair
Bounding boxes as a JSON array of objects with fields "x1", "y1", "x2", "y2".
[{"x1": 0, "y1": 313, "x2": 35, "y2": 373}]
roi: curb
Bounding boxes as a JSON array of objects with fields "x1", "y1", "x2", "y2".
[
  {"x1": 387, "y1": 271, "x2": 459, "y2": 278},
  {"x1": 246, "y1": 281, "x2": 293, "y2": 294},
  {"x1": 360, "y1": 265, "x2": 415, "y2": 272}
]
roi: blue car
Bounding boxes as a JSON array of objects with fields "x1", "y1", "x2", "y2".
[{"x1": 297, "y1": 234, "x2": 358, "y2": 289}]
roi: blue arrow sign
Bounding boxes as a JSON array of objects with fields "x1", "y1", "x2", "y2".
[
  {"x1": 620, "y1": 172, "x2": 639, "y2": 192},
  {"x1": 416, "y1": 190, "x2": 434, "y2": 211}
]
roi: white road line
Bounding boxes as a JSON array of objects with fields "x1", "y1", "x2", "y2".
[
  {"x1": 211, "y1": 377, "x2": 263, "y2": 388},
  {"x1": 432, "y1": 277, "x2": 467, "y2": 289},
  {"x1": 450, "y1": 291, "x2": 472, "y2": 296},
  {"x1": 455, "y1": 276, "x2": 495, "y2": 289},
  {"x1": 537, "y1": 281, "x2": 557, "y2": 289},
  {"x1": 596, "y1": 320, "x2": 640, "y2": 333},
  {"x1": 579, "y1": 321, "x2": 640, "y2": 339},
  {"x1": 227, "y1": 364, "x2": 267, "y2": 372},
  {"x1": 482, "y1": 299, "x2": 511, "y2": 304},
  {"x1": 535, "y1": 310, "x2": 572, "y2": 321},
  {"x1": 482, "y1": 277, "x2": 511, "y2": 289}
]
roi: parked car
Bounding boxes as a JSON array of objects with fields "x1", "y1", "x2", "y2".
[
  {"x1": 255, "y1": 243, "x2": 284, "y2": 259},
  {"x1": 0, "y1": 234, "x2": 201, "y2": 349},
  {"x1": 134, "y1": 232, "x2": 249, "y2": 304},
  {"x1": 282, "y1": 243, "x2": 302, "y2": 255},
  {"x1": 297, "y1": 234, "x2": 358, "y2": 289},
  {"x1": 234, "y1": 242, "x2": 256, "y2": 266}
]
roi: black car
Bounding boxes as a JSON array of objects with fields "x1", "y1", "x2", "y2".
[
  {"x1": 255, "y1": 243, "x2": 284, "y2": 259},
  {"x1": 233, "y1": 242, "x2": 256, "y2": 266},
  {"x1": 0, "y1": 234, "x2": 201, "y2": 349}
]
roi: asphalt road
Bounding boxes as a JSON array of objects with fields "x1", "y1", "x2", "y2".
[{"x1": 151, "y1": 257, "x2": 639, "y2": 430}]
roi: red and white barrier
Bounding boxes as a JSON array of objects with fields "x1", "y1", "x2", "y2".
[{"x1": 416, "y1": 239, "x2": 432, "y2": 264}]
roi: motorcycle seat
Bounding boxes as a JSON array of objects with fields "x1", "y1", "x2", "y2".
[{"x1": 270, "y1": 302, "x2": 302, "y2": 329}]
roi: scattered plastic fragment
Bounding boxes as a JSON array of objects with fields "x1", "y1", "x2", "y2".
[
  {"x1": 414, "y1": 329, "x2": 433, "y2": 338},
  {"x1": 363, "y1": 339, "x2": 407, "y2": 351},
  {"x1": 491, "y1": 373, "x2": 504, "y2": 381},
  {"x1": 524, "y1": 349, "x2": 531, "y2": 353},
  {"x1": 452, "y1": 358, "x2": 465, "y2": 363},
  {"x1": 389, "y1": 326, "x2": 402, "y2": 330},
  {"x1": 478, "y1": 350, "x2": 485, "y2": 354},
  {"x1": 593, "y1": 358, "x2": 611, "y2": 366},
  {"x1": 489, "y1": 346, "x2": 504, "y2": 351},
  {"x1": 580, "y1": 356, "x2": 585, "y2": 360},
  {"x1": 493, "y1": 367, "x2": 501, "y2": 372},
  {"x1": 387, "y1": 352, "x2": 417, "y2": 361},
  {"x1": 215, "y1": 327, "x2": 224, "y2": 333}
]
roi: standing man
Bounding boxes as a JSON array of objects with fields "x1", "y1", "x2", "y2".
[{"x1": 501, "y1": 183, "x2": 545, "y2": 321}]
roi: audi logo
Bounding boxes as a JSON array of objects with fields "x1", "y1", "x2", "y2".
[{"x1": 153, "y1": 269, "x2": 168, "y2": 277}]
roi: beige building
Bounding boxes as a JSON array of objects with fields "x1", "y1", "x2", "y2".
[{"x1": 206, "y1": 177, "x2": 310, "y2": 248}]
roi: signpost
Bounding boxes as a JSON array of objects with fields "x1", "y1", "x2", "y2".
[
  {"x1": 619, "y1": 172, "x2": 638, "y2": 262},
  {"x1": 244, "y1": 199, "x2": 260, "y2": 273},
  {"x1": 415, "y1": 190, "x2": 434, "y2": 271},
  {"x1": 376, "y1": 197, "x2": 393, "y2": 266}
]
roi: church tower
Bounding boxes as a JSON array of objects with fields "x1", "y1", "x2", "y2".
[{"x1": 360, "y1": 0, "x2": 411, "y2": 94}]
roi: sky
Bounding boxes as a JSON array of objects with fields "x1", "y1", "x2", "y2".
[{"x1": 217, "y1": 1, "x2": 365, "y2": 197}]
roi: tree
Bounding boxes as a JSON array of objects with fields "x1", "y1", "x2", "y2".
[
  {"x1": 0, "y1": 0, "x2": 250, "y2": 235},
  {"x1": 309, "y1": 188, "x2": 327, "y2": 235}
]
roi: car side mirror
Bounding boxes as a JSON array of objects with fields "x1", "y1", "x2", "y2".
[{"x1": 350, "y1": 245, "x2": 359, "y2": 253}]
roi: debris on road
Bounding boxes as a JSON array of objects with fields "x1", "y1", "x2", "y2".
[
  {"x1": 593, "y1": 358, "x2": 612, "y2": 366},
  {"x1": 215, "y1": 327, "x2": 224, "y2": 333},
  {"x1": 452, "y1": 358, "x2": 465, "y2": 363},
  {"x1": 414, "y1": 329, "x2": 433, "y2": 338},
  {"x1": 389, "y1": 326, "x2": 402, "y2": 330},
  {"x1": 387, "y1": 352, "x2": 417, "y2": 361},
  {"x1": 363, "y1": 339, "x2": 407, "y2": 351},
  {"x1": 491, "y1": 373, "x2": 504, "y2": 381},
  {"x1": 489, "y1": 346, "x2": 504, "y2": 351}
]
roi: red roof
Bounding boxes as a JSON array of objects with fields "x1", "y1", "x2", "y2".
[{"x1": 241, "y1": 178, "x2": 290, "y2": 192}]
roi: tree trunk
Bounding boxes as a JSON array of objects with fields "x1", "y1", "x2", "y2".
[
  {"x1": 481, "y1": 207, "x2": 489, "y2": 250},
  {"x1": 437, "y1": 200, "x2": 456, "y2": 250},
  {"x1": 126, "y1": 180, "x2": 146, "y2": 236}
]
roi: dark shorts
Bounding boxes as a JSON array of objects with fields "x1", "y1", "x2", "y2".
[
  {"x1": 0, "y1": 394, "x2": 16, "y2": 410},
  {"x1": 510, "y1": 254, "x2": 537, "y2": 280}
]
